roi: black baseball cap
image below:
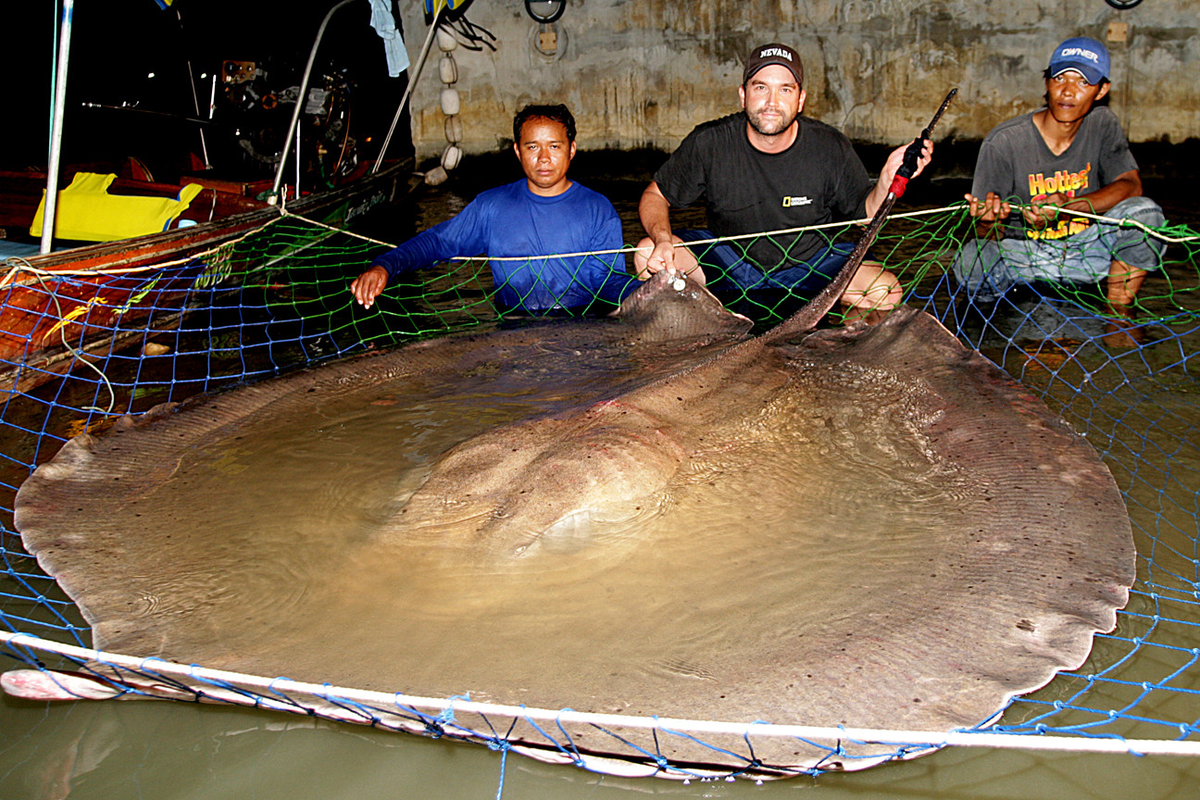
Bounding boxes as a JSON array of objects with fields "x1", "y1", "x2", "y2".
[{"x1": 743, "y1": 43, "x2": 803, "y2": 85}]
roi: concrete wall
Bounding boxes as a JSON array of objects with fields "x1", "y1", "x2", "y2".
[{"x1": 396, "y1": 0, "x2": 1199, "y2": 159}]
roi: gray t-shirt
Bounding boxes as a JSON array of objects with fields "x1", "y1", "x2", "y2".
[{"x1": 971, "y1": 106, "x2": 1138, "y2": 241}]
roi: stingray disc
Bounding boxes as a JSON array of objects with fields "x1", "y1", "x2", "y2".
[{"x1": 13, "y1": 280, "x2": 1135, "y2": 775}]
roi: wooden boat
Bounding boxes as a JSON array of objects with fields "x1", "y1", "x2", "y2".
[
  {"x1": 0, "y1": 0, "x2": 423, "y2": 396},
  {"x1": 0, "y1": 161, "x2": 405, "y2": 396}
]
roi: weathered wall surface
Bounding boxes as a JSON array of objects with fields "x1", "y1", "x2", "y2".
[{"x1": 396, "y1": 0, "x2": 1199, "y2": 159}]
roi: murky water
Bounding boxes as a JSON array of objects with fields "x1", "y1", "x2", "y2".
[
  {"x1": 4, "y1": 694, "x2": 1200, "y2": 799},
  {"x1": 2, "y1": 161, "x2": 1199, "y2": 799}
]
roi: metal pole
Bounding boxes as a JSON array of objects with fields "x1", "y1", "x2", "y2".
[
  {"x1": 40, "y1": 0, "x2": 75, "y2": 254},
  {"x1": 292, "y1": 118, "x2": 301, "y2": 207},
  {"x1": 270, "y1": 0, "x2": 357, "y2": 204},
  {"x1": 176, "y1": 8, "x2": 211, "y2": 169},
  {"x1": 372, "y1": 5, "x2": 444, "y2": 174}
]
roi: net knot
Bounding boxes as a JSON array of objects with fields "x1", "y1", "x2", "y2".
[{"x1": 486, "y1": 737, "x2": 511, "y2": 754}]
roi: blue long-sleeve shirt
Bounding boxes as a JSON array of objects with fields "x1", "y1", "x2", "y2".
[{"x1": 372, "y1": 179, "x2": 639, "y2": 312}]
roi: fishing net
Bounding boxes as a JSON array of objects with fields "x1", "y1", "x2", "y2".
[{"x1": 1, "y1": 201, "x2": 1198, "y2": 779}]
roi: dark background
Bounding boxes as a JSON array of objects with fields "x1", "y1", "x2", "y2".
[
  {"x1": 7, "y1": 1, "x2": 1193, "y2": 228},
  {"x1": 7, "y1": 0, "x2": 411, "y2": 178}
]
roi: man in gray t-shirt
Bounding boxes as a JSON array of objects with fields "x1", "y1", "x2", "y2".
[{"x1": 955, "y1": 37, "x2": 1164, "y2": 314}]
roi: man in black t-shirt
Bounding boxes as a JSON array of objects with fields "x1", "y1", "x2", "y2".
[{"x1": 634, "y1": 42, "x2": 931, "y2": 314}]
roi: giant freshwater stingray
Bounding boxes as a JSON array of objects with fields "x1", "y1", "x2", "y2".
[{"x1": 12, "y1": 265, "x2": 1135, "y2": 776}]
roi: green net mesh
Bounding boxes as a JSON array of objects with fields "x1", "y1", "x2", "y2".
[{"x1": 1, "y1": 201, "x2": 1198, "y2": 778}]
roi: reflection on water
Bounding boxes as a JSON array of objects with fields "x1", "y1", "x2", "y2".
[{"x1": 5, "y1": 693, "x2": 1200, "y2": 800}]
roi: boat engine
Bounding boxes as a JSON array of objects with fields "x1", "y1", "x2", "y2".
[{"x1": 216, "y1": 58, "x2": 360, "y2": 186}]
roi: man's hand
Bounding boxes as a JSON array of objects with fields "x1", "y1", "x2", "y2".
[
  {"x1": 965, "y1": 191, "x2": 1012, "y2": 222},
  {"x1": 350, "y1": 265, "x2": 389, "y2": 309},
  {"x1": 1021, "y1": 192, "x2": 1072, "y2": 230},
  {"x1": 638, "y1": 238, "x2": 679, "y2": 278},
  {"x1": 965, "y1": 192, "x2": 1012, "y2": 240},
  {"x1": 884, "y1": 138, "x2": 934, "y2": 183},
  {"x1": 865, "y1": 139, "x2": 934, "y2": 216},
  {"x1": 635, "y1": 181, "x2": 683, "y2": 278}
]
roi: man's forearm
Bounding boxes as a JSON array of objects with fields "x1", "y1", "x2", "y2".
[
  {"x1": 638, "y1": 183, "x2": 675, "y2": 244},
  {"x1": 864, "y1": 184, "x2": 886, "y2": 219},
  {"x1": 1065, "y1": 182, "x2": 1140, "y2": 215},
  {"x1": 1058, "y1": 171, "x2": 1143, "y2": 217}
]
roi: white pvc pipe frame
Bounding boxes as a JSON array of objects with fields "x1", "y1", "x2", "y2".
[
  {"x1": 371, "y1": 4, "x2": 445, "y2": 175},
  {"x1": 40, "y1": 0, "x2": 429, "y2": 241},
  {"x1": 270, "y1": 0, "x2": 444, "y2": 199},
  {"x1": 39, "y1": 0, "x2": 74, "y2": 255},
  {"x1": 269, "y1": 0, "x2": 358, "y2": 205},
  {"x1": 3, "y1": 631, "x2": 1198, "y2": 759}
]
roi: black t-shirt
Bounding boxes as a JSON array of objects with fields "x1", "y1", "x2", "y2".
[{"x1": 654, "y1": 113, "x2": 873, "y2": 269}]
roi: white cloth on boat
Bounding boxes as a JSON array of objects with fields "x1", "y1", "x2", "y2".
[{"x1": 370, "y1": 0, "x2": 410, "y2": 77}]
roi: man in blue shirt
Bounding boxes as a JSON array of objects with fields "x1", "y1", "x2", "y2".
[{"x1": 351, "y1": 104, "x2": 639, "y2": 314}]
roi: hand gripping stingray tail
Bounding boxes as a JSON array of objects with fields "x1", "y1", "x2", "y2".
[{"x1": 767, "y1": 88, "x2": 958, "y2": 342}]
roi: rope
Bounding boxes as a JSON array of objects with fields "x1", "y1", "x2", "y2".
[
  {"x1": 2, "y1": 204, "x2": 1199, "y2": 779},
  {"x1": 5, "y1": 633, "x2": 1200, "y2": 758}
]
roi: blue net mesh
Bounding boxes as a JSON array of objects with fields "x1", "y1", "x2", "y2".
[{"x1": 2, "y1": 202, "x2": 1198, "y2": 777}]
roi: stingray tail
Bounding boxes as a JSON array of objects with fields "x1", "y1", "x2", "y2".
[{"x1": 764, "y1": 89, "x2": 958, "y2": 344}]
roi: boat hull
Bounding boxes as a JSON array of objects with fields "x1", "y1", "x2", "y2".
[{"x1": 0, "y1": 163, "x2": 405, "y2": 395}]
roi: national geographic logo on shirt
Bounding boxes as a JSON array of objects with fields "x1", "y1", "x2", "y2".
[{"x1": 782, "y1": 196, "x2": 812, "y2": 208}]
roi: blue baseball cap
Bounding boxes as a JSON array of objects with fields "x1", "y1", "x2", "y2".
[{"x1": 1048, "y1": 37, "x2": 1110, "y2": 84}]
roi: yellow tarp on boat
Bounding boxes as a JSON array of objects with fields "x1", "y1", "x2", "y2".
[{"x1": 30, "y1": 172, "x2": 204, "y2": 242}]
